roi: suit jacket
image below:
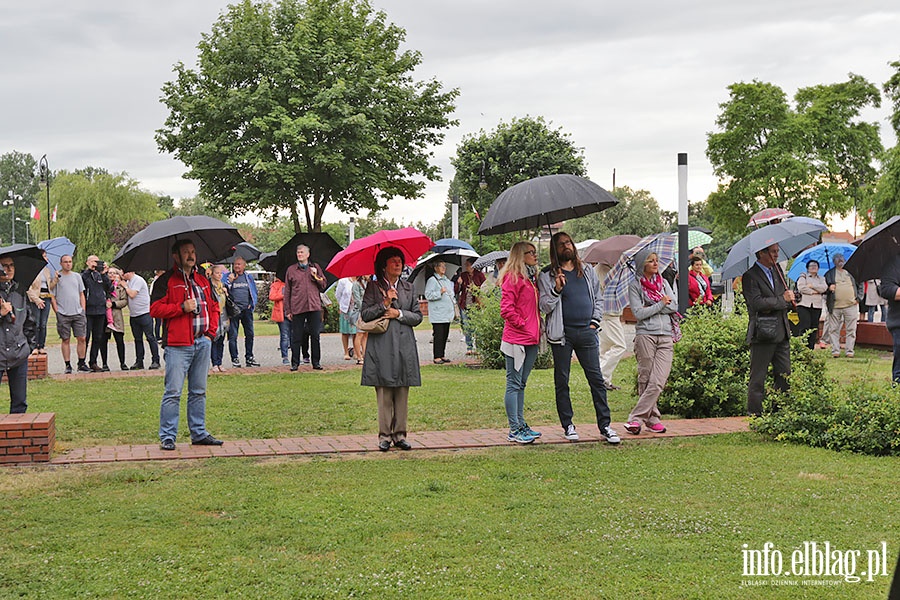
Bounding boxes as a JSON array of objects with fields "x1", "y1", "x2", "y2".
[{"x1": 743, "y1": 262, "x2": 792, "y2": 345}]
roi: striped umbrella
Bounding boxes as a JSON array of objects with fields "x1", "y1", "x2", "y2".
[{"x1": 600, "y1": 233, "x2": 678, "y2": 313}]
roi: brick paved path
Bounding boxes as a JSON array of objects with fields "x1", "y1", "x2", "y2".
[{"x1": 50, "y1": 417, "x2": 749, "y2": 465}]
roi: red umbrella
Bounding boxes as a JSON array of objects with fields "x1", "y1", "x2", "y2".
[
  {"x1": 747, "y1": 208, "x2": 794, "y2": 228},
  {"x1": 326, "y1": 227, "x2": 433, "y2": 278}
]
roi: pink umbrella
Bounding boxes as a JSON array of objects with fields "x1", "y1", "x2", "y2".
[
  {"x1": 326, "y1": 227, "x2": 433, "y2": 278},
  {"x1": 747, "y1": 207, "x2": 794, "y2": 228}
]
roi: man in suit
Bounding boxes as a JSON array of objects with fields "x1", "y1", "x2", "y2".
[{"x1": 743, "y1": 243, "x2": 794, "y2": 416}]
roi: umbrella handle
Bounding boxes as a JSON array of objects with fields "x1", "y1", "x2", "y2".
[{"x1": 775, "y1": 264, "x2": 797, "y2": 309}]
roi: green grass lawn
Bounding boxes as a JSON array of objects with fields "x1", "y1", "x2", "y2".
[{"x1": 1, "y1": 349, "x2": 896, "y2": 598}]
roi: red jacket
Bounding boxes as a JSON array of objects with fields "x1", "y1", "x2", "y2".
[
  {"x1": 688, "y1": 271, "x2": 713, "y2": 307},
  {"x1": 269, "y1": 279, "x2": 285, "y2": 322},
  {"x1": 150, "y1": 266, "x2": 220, "y2": 347}
]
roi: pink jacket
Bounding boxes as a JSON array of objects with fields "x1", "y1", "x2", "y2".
[{"x1": 500, "y1": 274, "x2": 540, "y2": 345}]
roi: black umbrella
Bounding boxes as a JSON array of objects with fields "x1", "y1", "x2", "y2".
[
  {"x1": 112, "y1": 216, "x2": 244, "y2": 272},
  {"x1": 219, "y1": 241, "x2": 262, "y2": 264},
  {"x1": 844, "y1": 216, "x2": 900, "y2": 283},
  {"x1": 258, "y1": 251, "x2": 278, "y2": 273},
  {"x1": 0, "y1": 244, "x2": 48, "y2": 290},
  {"x1": 408, "y1": 249, "x2": 480, "y2": 282},
  {"x1": 271, "y1": 232, "x2": 343, "y2": 286},
  {"x1": 478, "y1": 174, "x2": 619, "y2": 236}
]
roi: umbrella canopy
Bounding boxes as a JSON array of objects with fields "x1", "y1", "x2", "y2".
[
  {"x1": 430, "y1": 238, "x2": 475, "y2": 253},
  {"x1": 580, "y1": 235, "x2": 641, "y2": 267},
  {"x1": 0, "y1": 244, "x2": 48, "y2": 290},
  {"x1": 787, "y1": 243, "x2": 857, "y2": 281},
  {"x1": 844, "y1": 215, "x2": 900, "y2": 282},
  {"x1": 721, "y1": 218, "x2": 827, "y2": 280},
  {"x1": 258, "y1": 251, "x2": 277, "y2": 273},
  {"x1": 478, "y1": 174, "x2": 619, "y2": 235},
  {"x1": 408, "y1": 248, "x2": 480, "y2": 282},
  {"x1": 37, "y1": 236, "x2": 76, "y2": 273},
  {"x1": 747, "y1": 207, "x2": 794, "y2": 228},
  {"x1": 268, "y1": 232, "x2": 344, "y2": 286},
  {"x1": 220, "y1": 241, "x2": 262, "y2": 264},
  {"x1": 680, "y1": 229, "x2": 713, "y2": 250},
  {"x1": 472, "y1": 250, "x2": 510, "y2": 271},
  {"x1": 326, "y1": 227, "x2": 433, "y2": 279},
  {"x1": 601, "y1": 233, "x2": 678, "y2": 314},
  {"x1": 112, "y1": 216, "x2": 244, "y2": 272}
]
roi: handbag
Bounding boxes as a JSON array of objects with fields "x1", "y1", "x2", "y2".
[
  {"x1": 224, "y1": 295, "x2": 241, "y2": 319},
  {"x1": 755, "y1": 314, "x2": 781, "y2": 343},
  {"x1": 357, "y1": 315, "x2": 390, "y2": 334}
]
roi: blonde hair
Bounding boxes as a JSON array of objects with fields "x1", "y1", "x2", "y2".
[
  {"x1": 642, "y1": 252, "x2": 659, "y2": 277},
  {"x1": 499, "y1": 241, "x2": 536, "y2": 285}
]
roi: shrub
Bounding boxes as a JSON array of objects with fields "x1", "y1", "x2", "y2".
[
  {"x1": 255, "y1": 280, "x2": 272, "y2": 320},
  {"x1": 467, "y1": 287, "x2": 552, "y2": 370}
]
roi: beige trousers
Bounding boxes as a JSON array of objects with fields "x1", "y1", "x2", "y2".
[
  {"x1": 376, "y1": 386, "x2": 409, "y2": 443},
  {"x1": 628, "y1": 334, "x2": 673, "y2": 425},
  {"x1": 598, "y1": 314, "x2": 627, "y2": 385},
  {"x1": 828, "y1": 305, "x2": 858, "y2": 354}
]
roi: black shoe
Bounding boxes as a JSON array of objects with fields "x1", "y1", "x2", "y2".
[
  {"x1": 64, "y1": 365, "x2": 73, "y2": 374},
  {"x1": 77, "y1": 363, "x2": 92, "y2": 373},
  {"x1": 231, "y1": 360, "x2": 242, "y2": 368},
  {"x1": 160, "y1": 439, "x2": 176, "y2": 451},
  {"x1": 312, "y1": 364, "x2": 324, "y2": 370},
  {"x1": 121, "y1": 364, "x2": 130, "y2": 371},
  {"x1": 302, "y1": 357, "x2": 310, "y2": 364},
  {"x1": 441, "y1": 358, "x2": 452, "y2": 364},
  {"x1": 394, "y1": 439, "x2": 412, "y2": 451},
  {"x1": 148, "y1": 362, "x2": 160, "y2": 370},
  {"x1": 378, "y1": 440, "x2": 391, "y2": 452},
  {"x1": 192, "y1": 434, "x2": 224, "y2": 446},
  {"x1": 246, "y1": 358, "x2": 260, "y2": 367},
  {"x1": 290, "y1": 365, "x2": 298, "y2": 372},
  {"x1": 101, "y1": 365, "x2": 110, "y2": 372},
  {"x1": 131, "y1": 362, "x2": 144, "y2": 370}
]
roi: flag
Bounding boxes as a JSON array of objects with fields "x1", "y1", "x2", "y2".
[
  {"x1": 472, "y1": 206, "x2": 481, "y2": 221},
  {"x1": 30, "y1": 204, "x2": 40, "y2": 220},
  {"x1": 51, "y1": 205, "x2": 58, "y2": 222}
]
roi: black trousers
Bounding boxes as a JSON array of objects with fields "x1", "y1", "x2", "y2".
[
  {"x1": 748, "y1": 340, "x2": 790, "y2": 416},
  {"x1": 432, "y1": 322, "x2": 450, "y2": 359},
  {"x1": 290, "y1": 311, "x2": 322, "y2": 368},
  {"x1": 85, "y1": 314, "x2": 108, "y2": 367},
  {"x1": 796, "y1": 305, "x2": 821, "y2": 349}
]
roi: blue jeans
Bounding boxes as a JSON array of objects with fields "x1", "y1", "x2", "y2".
[
  {"x1": 459, "y1": 308, "x2": 474, "y2": 351},
  {"x1": 29, "y1": 301, "x2": 52, "y2": 349},
  {"x1": 159, "y1": 337, "x2": 212, "y2": 442},
  {"x1": 868, "y1": 305, "x2": 886, "y2": 323},
  {"x1": 892, "y1": 328, "x2": 900, "y2": 385},
  {"x1": 3, "y1": 360, "x2": 28, "y2": 413},
  {"x1": 211, "y1": 335, "x2": 225, "y2": 367},
  {"x1": 129, "y1": 313, "x2": 159, "y2": 364},
  {"x1": 277, "y1": 320, "x2": 291, "y2": 360},
  {"x1": 550, "y1": 325, "x2": 610, "y2": 430},
  {"x1": 504, "y1": 344, "x2": 538, "y2": 431},
  {"x1": 228, "y1": 307, "x2": 255, "y2": 362}
]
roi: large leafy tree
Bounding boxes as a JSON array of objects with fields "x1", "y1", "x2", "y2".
[
  {"x1": 564, "y1": 186, "x2": 665, "y2": 242},
  {"x1": 870, "y1": 58, "x2": 900, "y2": 225},
  {"x1": 157, "y1": 0, "x2": 458, "y2": 233},
  {"x1": 51, "y1": 170, "x2": 165, "y2": 262},
  {"x1": 706, "y1": 76, "x2": 883, "y2": 235},
  {"x1": 0, "y1": 151, "x2": 40, "y2": 244},
  {"x1": 448, "y1": 116, "x2": 586, "y2": 252}
]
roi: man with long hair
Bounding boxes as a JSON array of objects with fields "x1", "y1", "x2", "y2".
[{"x1": 538, "y1": 231, "x2": 620, "y2": 444}]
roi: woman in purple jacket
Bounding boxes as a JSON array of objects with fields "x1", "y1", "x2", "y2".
[{"x1": 499, "y1": 241, "x2": 542, "y2": 444}]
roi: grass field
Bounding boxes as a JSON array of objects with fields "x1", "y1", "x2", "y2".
[{"x1": 0, "y1": 349, "x2": 896, "y2": 598}]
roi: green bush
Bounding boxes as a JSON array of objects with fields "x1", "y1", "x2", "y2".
[{"x1": 467, "y1": 287, "x2": 551, "y2": 370}]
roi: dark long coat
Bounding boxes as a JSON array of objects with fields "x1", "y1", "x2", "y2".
[{"x1": 360, "y1": 278, "x2": 422, "y2": 387}]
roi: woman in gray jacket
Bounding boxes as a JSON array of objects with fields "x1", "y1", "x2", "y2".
[
  {"x1": 624, "y1": 248, "x2": 678, "y2": 435},
  {"x1": 360, "y1": 247, "x2": 423, "y2": 451}
]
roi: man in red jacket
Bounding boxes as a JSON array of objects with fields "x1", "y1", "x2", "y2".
[{"x1": 150, "y1": 239, "x2": 224, "y2": 451}]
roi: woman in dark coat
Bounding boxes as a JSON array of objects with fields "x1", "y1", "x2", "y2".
[{"x1": 360, "y1": 246, "x2": 423, "y2": 451}]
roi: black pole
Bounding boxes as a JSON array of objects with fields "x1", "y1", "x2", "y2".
[{"x1": 40, "y1": 155, "x2": 50, "y2": 240}]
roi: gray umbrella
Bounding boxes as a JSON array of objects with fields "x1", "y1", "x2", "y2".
[
  {"x1": 478, "y1": 174, "x2": 619, "y2": 236},
  {"x1": 844, "y1": 215, "x2": 900, "y2": 282},
  {"x1": 721, "y1": 217, "x2": 827, "y2": 280}
]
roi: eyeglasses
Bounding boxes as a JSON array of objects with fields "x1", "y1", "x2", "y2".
[
  {"x1": 0, "y1": 263, "x2": 14, "y2": 269},
  {"x1": 524, "y1": 250, "x2": 537, "y2": 256}
]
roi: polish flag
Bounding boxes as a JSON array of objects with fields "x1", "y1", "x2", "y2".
[
  {"x1": 51, "y1": 205, "x2": 58, "y2": 222},
  {"x1": 30, "y1": 204, "x2": 40, "y2": 220}
]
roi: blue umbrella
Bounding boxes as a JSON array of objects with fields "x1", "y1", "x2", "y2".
[
  {"x1": 787, "y1": 243, "x2": 857, "y2": 281},
  {"x1": 430, "y1": 238, "x2": 475, "y2": 253},
  {"x1": 37, "y1": 236, "x2": 76, "y2": 273},
  {"x1": 721, "y1": 218, "x2": 827, "y2": 280},
  {"x1": 601, "y1": 233, "x2": 678, "y2": 313}
]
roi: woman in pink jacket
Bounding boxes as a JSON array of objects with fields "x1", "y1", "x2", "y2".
[{"x1": 500, "y1": 241, "x2": 542, "y2": 444}]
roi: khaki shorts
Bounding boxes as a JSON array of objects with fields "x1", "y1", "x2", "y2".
[{"x1": 57, "y1": 313, "x2": 87, "y2": 340}]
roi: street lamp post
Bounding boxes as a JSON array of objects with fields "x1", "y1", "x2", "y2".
[
  {"x1": 15, "y1": 217, "x2": 30, "y2": 245},
  {"x1": 39, "y1": 155, "x2": 51, "y2": 240},
  {"x1": 4, "y1": 191, "x2": 21, "y2": 245}
]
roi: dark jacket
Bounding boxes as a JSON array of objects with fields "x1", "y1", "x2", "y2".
[
  {"x1": 0, "y1": 281, "x2": 37, "y2": 370},
  {"x1": 283, "y1": 262, "x2": 327, "y2": 315},
  {"x1": 880, "y1": 255, "x2": 900, "y2": 332},
  {"x1": 743, "y1": 262, "x2": 791, "y2": 345},
  {"x1": 81, "y1": 268, "x2": 112, "y2": 316},
  {"x1": 360, "y1": 278, "x2": 422, "y2": 387},
  {"x1": 823, "y1": 267, "x2": 864, "y2": 313}
]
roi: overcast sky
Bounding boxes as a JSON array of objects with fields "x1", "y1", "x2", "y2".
[{"x1": 2, "y1": 1, "x2": 898, "y2": 229}]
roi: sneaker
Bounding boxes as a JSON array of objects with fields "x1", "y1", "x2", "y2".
[
  {"x1": 77, "y1": 363, "x2": 92, "y2": 373},
  {"x1": 130, "y1": 362, "x2": 144, "y2": 370},
  {"x1": 507, "y1": 428, "x2": 535, "y2": 444},
  {"x1": 647, "y1": 422, "x2": 667, "y2": 433},
  {"x1": 64, "y1": 365, "x2": 73, "y2": 375},
  {"x1": 160, "y1": 439, "x2": 176, "y2": 451},
  {"x1": 601, "y1": 426, "x2": 621, "y2": 444},
  {"x1": 564, "y1": 424, "x2": 580, "y2": 441},
  {"x1": 624, "y1": 421, "x2": 642, "y2": 435},
  {"x1": 522, "y1": 423, "x2": 542, "y2": 438},
  {"x1": 148, "y1": 361, "x2": 161, "y2": 370},
  {"x1": 101, "y1": 365, "x2": 111, "y2": 372},
  {"x1": 282, "y1": 358, "x2": 290, "y2": 365},
  {"x1": 192, "y1": 434, "x2": 224, "y2": 446},
  {"x1": 831, "y1": 352, "x2": 840, "y2": 358},
  {"x1": 302, "y1": 357, "x2": 311, "y2": 364},
  {"x1": 846, "y1": 351, "x2": 855, "y2": 358},
  {"x1": 246, "y1": 358, "x2": 260, "y2": 367},
  {"x1": 232, "y1": 360, "x2": 242, "y2": 368}
]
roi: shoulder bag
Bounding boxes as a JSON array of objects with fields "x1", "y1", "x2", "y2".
[{"x1": 357, "y1": 285, "x2": 391, "y2": 334}]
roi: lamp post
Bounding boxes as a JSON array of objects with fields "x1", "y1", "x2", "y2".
[
  {"x1": 16, "y1": 217, "x2": 30, "y2": 245},
  {"x1": 39, "y1": 155, "x2": 51, "y2": 239},
  {"x1": 348, "y1": 216, "x2": 356, "y2": 242},
  {"x1": 451, "y1": 194, "x2": 459, "y2": 239},
  {"x1": 4, "y1": 191, "x2": 21, "y2": 245}
]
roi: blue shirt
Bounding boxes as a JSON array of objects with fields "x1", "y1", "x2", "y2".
[
  {"x1": 560, "y1": 269, "x2": 592, "y2": 327},
  {"x1": 229, "y1": 273, "x2": 254, "y2": 309},
  {"x1": 755, "y1": 261, "x2": 774, "y2": 289}
]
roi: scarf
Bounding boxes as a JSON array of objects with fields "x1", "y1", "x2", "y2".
[{"x1": 639, "y1": 273, "x2": 682, "y2": 343}]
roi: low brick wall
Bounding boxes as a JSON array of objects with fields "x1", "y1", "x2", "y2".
[
  {"x1": 0, "y1": 354, "x2": 49, "y2": 383},
  {"x1": 0, "y1": 413, "x2": 55, "y2": 464}
]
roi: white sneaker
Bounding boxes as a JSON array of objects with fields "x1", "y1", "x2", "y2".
[
  {"x1": 564, "y1": 424, "x2": 579, "y2": 441},
  {"x1": 600, "y1": 426, "x2": 621, "y2": 444}
]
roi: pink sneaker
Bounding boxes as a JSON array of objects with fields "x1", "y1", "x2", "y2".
[
  {"x1": 624, "y1": 421, "x2": 642, "y2": 435},
  {"x1": 647, "y1": 422, "x2": 667, "y2": 433}
]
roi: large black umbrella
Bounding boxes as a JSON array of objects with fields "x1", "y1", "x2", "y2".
[
  {"x1": 258, "y1": 251, "x2": 278, "y2": 273},
  {"x1": 0, "y1": 244, "x2": 47, "y2": 290},
  {"x1": 844, "y1": 215, "x2": 900, "y2": 282},
  {"x1": 112, "y1": 216, "x2": 244, "y2": 272},
  {"x1": 478, "y1": 174, "x2": 619, "y2": 236},
  {"x1": 408, "y1": 248, "x2": 480, "y2": 282},
  {"x1": 270, "y1": 232, "x2": 343, "y2": 286},
  {"x1": 220, "y1": 241, "x2": 263, "y2": 264}
]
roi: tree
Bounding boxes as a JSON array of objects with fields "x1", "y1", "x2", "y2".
[
  {"x1": 706, "y1": 76, "x2": 883, "y2": 235},
  {"x1": 0, "y1": 151, "x2": 40, "y2": 245},
  {"x1": 870, "y1": 58, "x2": 900, "y2": 224},
  {"x1": 157, "y1": 0, "x2": 458, "y2": 233},
  {"x1": 448, "y1": 116, "x2": 586, "y2": 252},
  {"x1": 51, "y1": 171, "x2": 166, "y2": 262},
  {"x1": 564, "y1": 186, "x2": 665, "y2": 241}
]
